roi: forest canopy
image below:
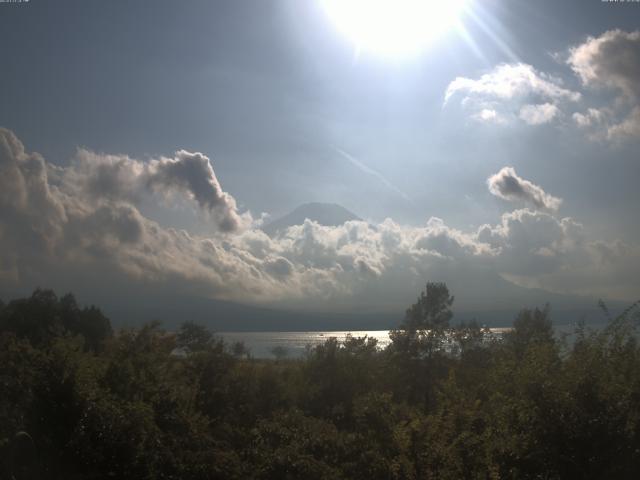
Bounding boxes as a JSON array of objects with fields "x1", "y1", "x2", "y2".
[{"x1": 1, "y1": 285, "x2": 639, "y2": 479}]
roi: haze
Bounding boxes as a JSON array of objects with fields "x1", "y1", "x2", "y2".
[{"x1": 1, "y1": 0, "x2": 639, "y2": 327}]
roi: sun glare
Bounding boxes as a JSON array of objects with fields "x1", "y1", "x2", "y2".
[{"x1": 321, "y1": 0, "x2": 469, "y2": 58}]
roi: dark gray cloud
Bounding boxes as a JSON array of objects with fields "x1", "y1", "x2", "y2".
[
  {"x1": 146, "y1": 150, "x2": 243, "y2": 232},
  {"x1": 487, "y1": 167, "x2": 562, "y2": 212}
]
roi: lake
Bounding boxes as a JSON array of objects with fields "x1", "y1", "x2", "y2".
[{"x1": 218, "y1": 328, "x2": 515, "y2": 358}]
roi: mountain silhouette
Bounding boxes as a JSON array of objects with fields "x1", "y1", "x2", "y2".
[{"x1": 262, "y1": 202, "x2": 361, "y2": 237}]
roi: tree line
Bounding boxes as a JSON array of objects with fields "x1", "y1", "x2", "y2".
[{"x1": 1, "y1": 284, "x2": 639, "y2": 479}]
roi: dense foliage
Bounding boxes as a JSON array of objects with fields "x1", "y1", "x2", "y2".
[{"x1": 1, "y1": 285, "x2": 639, "y2": 479}]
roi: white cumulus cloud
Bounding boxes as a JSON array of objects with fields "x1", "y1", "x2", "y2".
[
  {"x1": 445, "y1": 63, "x2": 579, "y2": 126},
  {"x1": 445, "y1": 63, "x2": 580, "y2": 103}
]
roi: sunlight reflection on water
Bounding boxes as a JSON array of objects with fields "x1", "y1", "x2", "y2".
[{"x1": 219, "y1": 329, "x2": 515, "y2": 359}]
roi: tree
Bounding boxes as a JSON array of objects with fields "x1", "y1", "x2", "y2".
[
  {"x1": 176, "y1": 321, "x2": 213, "y2": 353},
  {"x1": 402, "y1": 282, "x2": 454, "y2": 333},
  {"x1": 387, "y1": 282, "x2": 455, "y2": 407},
  {"x1": 389, "y1": 282, "x2": 455, "y2": 358},
  {"x1": 0, "y1": 289, "x2": 112, "y2": 351},
  {"x1": 505, "y1": 305, "x2": 554, "y2": 358}
]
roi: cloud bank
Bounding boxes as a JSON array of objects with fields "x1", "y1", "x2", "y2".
[{"x1": 1, "y1": 129, "x2": 638, "y2": 313}]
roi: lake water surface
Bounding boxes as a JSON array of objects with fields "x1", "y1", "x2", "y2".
[{"x1": 219, "y1": 328, "x2": 515, "y2": 358}]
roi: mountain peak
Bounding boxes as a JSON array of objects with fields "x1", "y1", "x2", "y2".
[{"x1": 262, "y1": 203, "x2": 361, "y2": 236}]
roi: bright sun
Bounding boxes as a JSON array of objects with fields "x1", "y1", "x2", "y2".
[{"x1": 321, "y1": 0, "x2": 469, "y2": 58}]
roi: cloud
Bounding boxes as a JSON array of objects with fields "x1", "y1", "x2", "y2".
[
  {"x1": 492, "y1": 219, "x2": 640, "y2": 301},
  {"x1": 568, "y1": 29, "x2": 640, "y2": 99},
  {"x1": 606, "y1": 106, "x2": 640, "y2": 140},
  {"x1": 567, "y1": 29, "x2": 640, "y2": 140},
  {"x1": 473, "y1": 208, "x2": 639, "y2": 300},
  {"x1": 572, "y1": 107, "x2": 605, "y2": 127},
  {"x1": 263, "y1": 256, "x2": 295, "y2": 280},
  {"x1": 487, "y1": 167, "x2": 562, "y2": 212},
  {"x1": 477, "y1": 109, "x2": 497, "y2": 120},
  {"x1": 0, "y1": 129, "x2": 638, "y2": 311},
  {"x1": 0, "y1": 128, "x2": 67, "y2": 281},
  {"x1": 473, "y1": 108, "x2": 506, "y2": 124},
  {"x1": 146, "y1": 150, "x2": 244, "y2": 232},
  {"x1": 519, "y1": 103, "x2": 559, "y2": 125},
  {"x1": 477, "y1": 209, "x2": 583, "y2": 276},
  {"x1": 444, "y1": 63, "x2": 579, "y2": 125},
  {"x1": 443, "y1": 30, "x2": 640, "y2": 141},
  {"x1": 445, "y1": 63, "x2": 580, "y2": 104},
  {"x1": 60, "y1": 148, "x2": 248, "y2": 232}
]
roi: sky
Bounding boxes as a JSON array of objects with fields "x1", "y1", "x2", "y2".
[{"x1": 1, "y1": 0, "x2": 639, "y2": 321}]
